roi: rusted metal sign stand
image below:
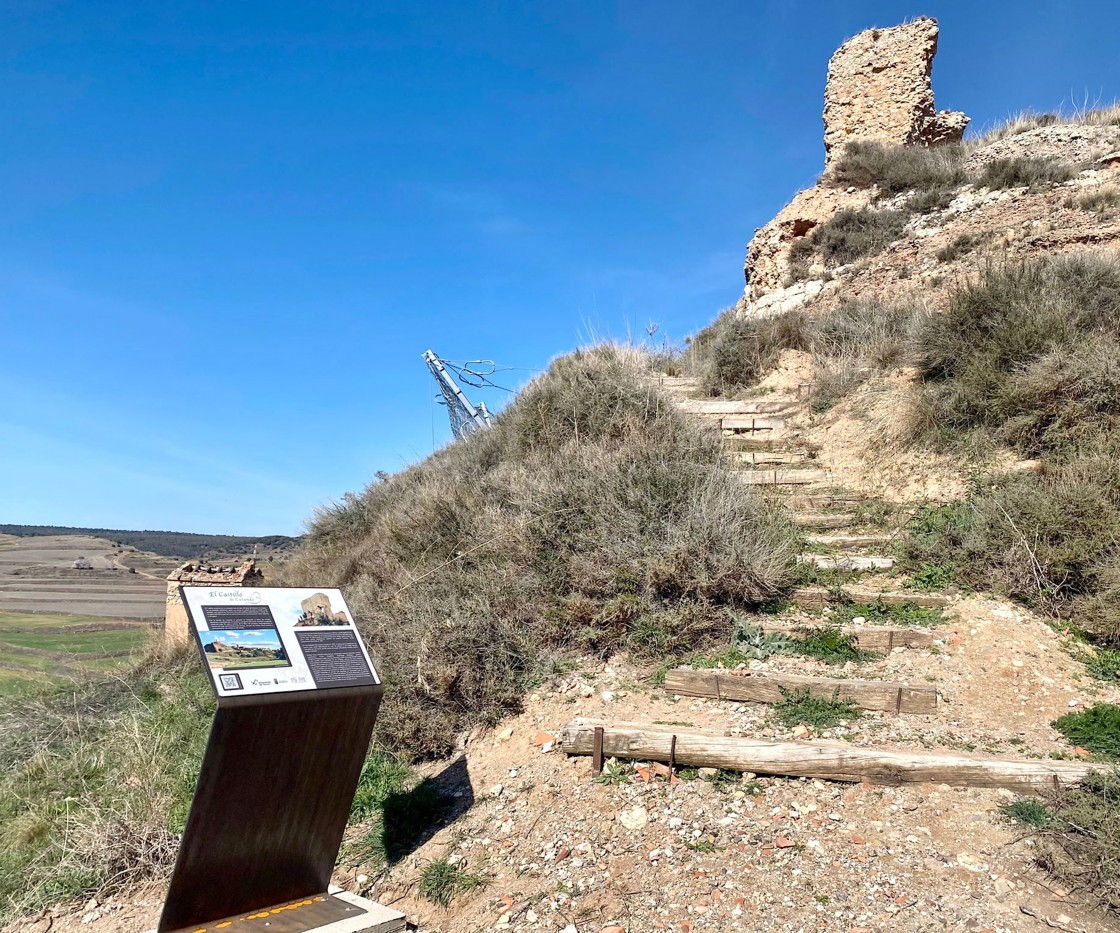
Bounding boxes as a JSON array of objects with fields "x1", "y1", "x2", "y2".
[{"x1": 158, "y1": 586, "x2": 398, "y2": 933}]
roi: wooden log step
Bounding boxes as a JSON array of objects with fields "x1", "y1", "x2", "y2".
[
  {"x1": 721, "y1": 415, "x2": 786, "y2": 433},
  {"x1": 657, "y1": 376, "x2": 702, "y2": 390},
  {"x1": 722, "y1": 435, "x2": 788, "y2": 451},
  {"x1": 732, "y1": 451, "x2": 808, "y2": 465},
  {"x1": 799, "y1": 554, "x2": 895, "y2": 571},
  {"x1": 791, "y1": 512, "x2": 857, "y2": 529},
  {"x1": 739, "y1": 469, "x2": 831, "y2": 486},
  {"x1": 789, "y1": 493, "x2": 866, "y2": 509},
  {"x1": 677, "y1": 398, "x2": 794, "y2": 416},
  {"x1": 804, "y1": 533, "x2": 895, "y2": 551},
  {"x1": 791, "y1": 586, "x2": 951, "y2": 610},
  {"x1": 560, "y1": 718, "x2": 1097, "y2": 792},
  {"x1": 756, "y1": 620, "x2": 936, "y2": 650},
  {"x1": 663, "y1": 667, "x2": 936, "y2": 714}
]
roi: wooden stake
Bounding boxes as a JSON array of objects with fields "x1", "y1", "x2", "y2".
[
  {"x1": 592, "y1": 726, "x2": 604, "y2": 776},
  {"x1": 561, "y1": 718, "x2": 1097, "y2": 792}
]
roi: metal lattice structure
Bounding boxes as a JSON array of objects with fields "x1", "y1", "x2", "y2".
[{"x1": 423, "y1": 349, "x2": 494, "y2": 440}]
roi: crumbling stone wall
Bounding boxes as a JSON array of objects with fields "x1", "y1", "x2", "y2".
[
  {"x1": 823, "y1": 18, "x2": 968, "y2": 168},
  {"x1": 164, "y1": 560, "x2": 263, "y2": 644}
]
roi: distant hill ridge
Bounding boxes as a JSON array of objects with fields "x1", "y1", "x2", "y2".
[{"x1": 0, "y1": 524, "x2": 301, "y2": 560}]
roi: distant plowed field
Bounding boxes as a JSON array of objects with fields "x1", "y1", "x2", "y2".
[
  {"x1": 0, "y1": 534, "x2": 170, "y2": 696},
  {"x1": 0, "y1": 533, "x2": 173, "y2": 618}
]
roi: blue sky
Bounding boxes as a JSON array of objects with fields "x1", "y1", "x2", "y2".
[{"x1": 3, "y1": 1, "x2": 1119, "y2": 535}]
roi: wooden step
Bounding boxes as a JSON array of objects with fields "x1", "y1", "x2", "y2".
[
  {"x1": 677, "y1": 398, "x2": 794, "y2": 416},
  {"x1": 789, "y1": 493, "x2": 867, "y2": 510},
  {"x1": 757, "y1": 620, "x2": 936, "y2": 650},
  {"x1": 722, "y1": 415, "x2": 786, "y2": 433},
  {"x1": 562, "y1": 718, "x2": 1098, "y2": 792},
  {"x1": 805, "y1": 533, "x2": 895, "y2": 552},
  {"x1": 733, "y1": 451, "x2": 809, "y2": 465},
  {"x1": 799, "y1": 555, "x2": 896, "y2": 571},
  {"x1": 663, "y1": 668, "x2": 937, "y2": 714},
  {"x1": 739, "y1": 469, "x2": 831, "y2": 486},
  {"x1": 657, "y1": 376, "x2": 702, "y2": 390},
  {"x1": 723, "y1": 435, "x2": 788, "y2": 451},
  {"x1": 791, "y1": 586, "x2": 951, "y2": 610},
  {"x1": 791, "y1": 512, "x2": 856, "y2": 529}
]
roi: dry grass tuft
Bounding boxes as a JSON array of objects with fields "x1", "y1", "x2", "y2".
[
  {"x1": 827, "y1": 141, "x2": 966, "y2": 198},
  {"x1": 683, "y1": 299, "x2": 927, "y2": 406},
  {"x1": 969, "y1": 102, "x2": 1120, "y2": 147}
]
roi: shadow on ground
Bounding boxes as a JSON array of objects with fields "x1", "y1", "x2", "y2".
[{"x1": 381, "y1": 756, "x2": 474, "y2": 864}]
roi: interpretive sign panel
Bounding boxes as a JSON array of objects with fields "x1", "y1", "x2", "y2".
[
  {"x1": 182, "y1": 586, "x2": 379, "y2": 698},
  {"x1": 159, "y1": 585, "x2": 385, "y2": 933}
]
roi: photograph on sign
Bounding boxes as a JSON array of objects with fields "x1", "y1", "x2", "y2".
[{"x1": 182, "y1": 586, "x2": 380, "y2": 698}]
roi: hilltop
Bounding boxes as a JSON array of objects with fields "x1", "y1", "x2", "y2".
[{"x1": 3, "y1": 17, "x2": 1120, "y2": 933}]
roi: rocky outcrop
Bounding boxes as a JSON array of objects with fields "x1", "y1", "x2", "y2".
[
  {"x1": 741, "y1": 185, "x2": 869, "y2": 303},
  {"x1": 739, "y1": 18, "x2": 968, "y2": 315},
  {"x1": 823, "y1": 18, "x2": 968, "y2": 167}
]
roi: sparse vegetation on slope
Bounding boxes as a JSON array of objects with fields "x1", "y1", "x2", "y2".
[
  {"x1": 828, "y1": 140, "x2": 966, "y2": 199},
  {"x1": 978, "y1": 156, "x2": 1075, "y2": 191},
  {"x1": 787, "y1": 207, "x2": 907, "y2": 279},
  {"x1": 288, "y1": 345, "x2": 798, "y2": 758},
  {"x1": 684, "y1": 297, "x2": 925, "y2": 402},
  {"x1": 969, "y1": 102, "x2": 1120, "y2": 146},
  {"x1": 901, "y1": 255, "x2": 1120, "y2": 644},
  {"x1": 0, "y1": 345, "x2": 798, "y2": 923},
  {"x1": 1037, "y1": 770, "x2": 1120, "y2": 910}
]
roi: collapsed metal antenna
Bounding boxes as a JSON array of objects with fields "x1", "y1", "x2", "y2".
[{"x1": 423, "y1": 349, "x2": 494, "y2": 440}]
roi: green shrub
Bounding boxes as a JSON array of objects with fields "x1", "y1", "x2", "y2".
[
  {"x1": 1053, "y1": 705, "x2": 1120, "y2": 760},
  {"x1": 1001, "y1": 798, "x2": 1057, "y2": 828},
  {"x1": 906, "y1": 562, "x2": 955, "y2": 592},
  {"x1": 899, "y1": 472, "x2": 1120, "y2": 639},
  {"x1": 1082, "y1": 648, "x2": 1120, "y2": 684},
  {"x1": 827, "y1": 599, "x2": 945, "y2": 628},
  {"x1": 729, "y1": 618, "x2": 798, "y2": 660},
  {"x1": 809, "y1": 207, "x2": 907, "y2": 266},
  {"x1": 794, "y1": 626, "x2": 876, "y2": 663},
  {"x1": 904, "y1": 257, "x2": 1120, "y2": 643},
  {"x1": 683, "y1": 298, "x2": 924, "y2": 399},
  {"x1": 978, "y1": 157, "x2": 1075, "y2": 190},
  {"x1": 418, "y1": 858, "x2": 488, "y2": 907},
  {"x1": 683, "y1": 308, "x2": 810, "y2": 395},
  {"x1": 772, "y1": 688, "x2": 861, "y2": 728},
  {"x1": 829, "y1": 141, "x2": 966, "y2": 198}
]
